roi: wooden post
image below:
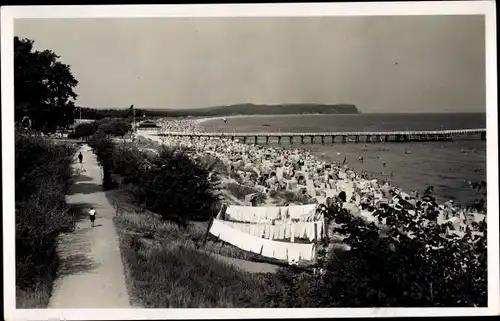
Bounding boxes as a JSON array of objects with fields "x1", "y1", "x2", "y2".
[
  {"x1": 202, "y1": 204, "x2": 225, "y2": 247},
  {"x1": 314, "y1": 221, "x2": 318, "y2": 242},
  {"x1": 202, "y1": 217, "x2": 215, "y2": 247},
  {"x1": 291, "y1": 223, "x2": 295, "y2": 243},
  {"x1": 216, "y1": 204, "x2": 227, "y2": 221}
]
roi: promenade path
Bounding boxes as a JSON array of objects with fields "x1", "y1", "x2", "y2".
[{"x1": 48, "y1": 144, "x2": 130, "y2": 308}]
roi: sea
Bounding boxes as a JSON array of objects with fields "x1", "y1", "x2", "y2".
[{"x1": 201, "y1": 113, "x2": 487, "y2": 206}]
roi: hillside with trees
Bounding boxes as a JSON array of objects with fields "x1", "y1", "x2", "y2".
[{"x1": 77, "y1": 103, "x2": 360, "y2": 120}]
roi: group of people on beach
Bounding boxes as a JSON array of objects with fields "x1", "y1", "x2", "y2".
[
  {"x1": 138, "y1": 117, "x2": 486, "y2": 239},
  {"x1": 154, "y1": 118, "x2": 206, "y2": 134}
]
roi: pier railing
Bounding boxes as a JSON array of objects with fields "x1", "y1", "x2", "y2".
[{"x1": 157, "y1": 128, "x2": 486, "y2": 144}]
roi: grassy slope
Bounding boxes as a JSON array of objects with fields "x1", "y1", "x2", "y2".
[{"x1": 108, "y1": 189, "x2": 281, "y2": 308}]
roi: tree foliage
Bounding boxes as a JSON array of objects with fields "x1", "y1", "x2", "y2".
[
  {"x1": 14, "y1": 37, "x2": 78, "y2": 132},
  {"x1": 95, "y1": 117, "x2": 132, "y2": 137},
  {"x1": 78, "y1": 106, "x2": 136, "y2": 120},
  {"x1": 71, "y1": 122, "x2": 96, "y2": 140},
  {"x1": 69, "y1": 118, "x2": 132, "y2": 140},
  {"x1": 264, "y1": 191, "x2": 487, "y2": 307},
  {"x1": 76, "y1": 103, "x2": 360, "y2": 119},
  {"x1": 88, "y1": 133, "x2": 221, "y2": 224},
  {"x1": 15, "y1": 130, "x2": 76, "y2": 290}
]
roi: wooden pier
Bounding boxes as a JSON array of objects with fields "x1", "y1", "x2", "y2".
[{"x1": 159, "y1": 128, "x2": 486, "y2": 144}]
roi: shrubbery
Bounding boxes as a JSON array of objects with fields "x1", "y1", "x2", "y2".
[
  {"x1": 69, "y1": 118, "x2": 132, "y2": 140},
  {"x1": 69, "y1": 122, "x2": 96, "y2": 140},
  {"x1": 94, "y1": 117, "x2": 131, "y2": 137},
  {"x1": 88, "y1": 133, "x2": 220, "y2": 225},
  {"x1": 15, "y1": 130, "x2": 76, "y2": 300},
  {"x1": 264, "y1": 191, "x2": 487, "y2": 307}
]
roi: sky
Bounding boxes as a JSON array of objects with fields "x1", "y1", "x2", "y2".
[{"x1": 14, "y1": 15, "x2": 486, "y2": 113}]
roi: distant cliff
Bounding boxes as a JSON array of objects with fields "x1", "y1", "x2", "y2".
[
  {"x1": 162, "y1": 103, "x2": 361, "y2": 117},
  {"x1": 78, "y1": 103, "x2": 360, "y2": 119}
]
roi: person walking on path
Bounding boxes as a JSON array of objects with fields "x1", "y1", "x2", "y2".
[
  {"x1": 89, "y1": 207, "x2": 96, "y2": 227},
  {"x1": 49, "y1": 144, "x2": 130, "y2": 309},
  {"x1": 78, "y1": 152, "x2": 83, "y2": 164}
]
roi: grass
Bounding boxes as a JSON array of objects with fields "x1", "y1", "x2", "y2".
[
  {"x1": 117, "y1": 233, "x2": 273, "y2": 308},
  {"x1": 108, "y1": 188, "x2": 284, "y2": 308},
  {"x1": 15, "y1": 195, "x2": 91, "y2": 309},
  {"x1": 16, "y1": 282, "x2": 52, "y2": 309},
  {"x1": 16, "y1": 276, "x2": 55, "y2": 309}
]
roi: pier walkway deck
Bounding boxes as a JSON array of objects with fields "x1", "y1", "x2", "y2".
[{"x1": 157, "y1": 128, "x2": 486, "y2": 144}]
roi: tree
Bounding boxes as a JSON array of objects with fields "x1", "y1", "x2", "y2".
[
  {"x1": 264, "y1": 190, "x2": 487, "y2": 307},
  {"x1": 72, "y1": 122, "x2": 96, "y2": 141},
  {"x1": 95, "y1": 118, "x2": 132, "y2": 137},
  {"x1": 14, "y1": 37, "x2": 78, "y2": 133}
]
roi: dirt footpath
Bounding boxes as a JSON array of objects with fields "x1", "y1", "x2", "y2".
[{"x1": 48, "y1": 144, "x2": 130, "y2": 309}]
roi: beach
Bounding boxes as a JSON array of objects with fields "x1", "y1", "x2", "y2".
[
  {"x1": 137, "y1": 115, "x2": 486, "y2": 244},
  {"x1": 199, "y1": 113, "x2": 486, "y2": 205}
]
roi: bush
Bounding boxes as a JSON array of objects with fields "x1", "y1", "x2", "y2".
[
  {"x1": 89, "y1": 134, "x2": 220, "y2": 225},
  {"x1": 15, "y1": 131, "x2": 76, "y2": 306},
  {"x1": 88, "y1": 132, "x2": 116, "y2": 189},
  {"x1": 265, "y1": 194, "x2": 487, "y2": 307},
  {"x1": 110, "y1": 143, "x2": 144, "y2": 186},
  {"x1": 72, "y1": 122, "x2": 96, "y2": 140},
  {"x1": 134, "y1": 147, "x2": 220, "y2": 223},
  {"x1": 95, "y1": 117, "x2": 132, "y2": 137}
]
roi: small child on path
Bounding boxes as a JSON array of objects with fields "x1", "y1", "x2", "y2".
[{"x1": 88, "y1": 207, "x2": 96, "y2": 227}]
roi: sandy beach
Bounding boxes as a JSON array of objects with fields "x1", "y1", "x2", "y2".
[{"x1": 138, "y1": 117, "x2": 485, "y2": 242}]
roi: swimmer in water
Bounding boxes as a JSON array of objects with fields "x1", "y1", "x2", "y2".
[
  {"x1": 383, "y1": 162, "x2": 387, "y2": 168},
  {"x1": 358, "y1": 156, "x2": 364, "y2": 163}
]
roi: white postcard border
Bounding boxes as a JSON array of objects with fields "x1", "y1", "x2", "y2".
[{"x1": 2, "y1": 2, "x2": 498, "y2": 320}]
